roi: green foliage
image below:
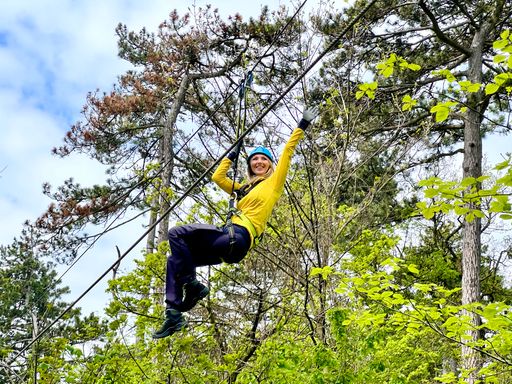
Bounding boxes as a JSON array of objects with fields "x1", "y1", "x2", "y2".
[
  {"x1": 376, "y1": 53, "x2": 421, "y2": 78},
  {"x1": 331, "y1": 245, "x2": 512, "y2": 382},
  {"x1": 356, "y1": 81, "x2": 378, "y2": 100},
  {"x1": 416, "y1": 159, "x2": 512, "y2": 222},
  {"x1": 401, "y1": 94, "x2": 418, "y2": 111},
  {"x1": 430, "y1": 101, "x2": 460, "y2": 123},
  {"x1": 0, "y1": 239, "x2": 108, "y2": 383},
  {"x1": 5, "y1": 1, "x2": 512, "y2": 383}
]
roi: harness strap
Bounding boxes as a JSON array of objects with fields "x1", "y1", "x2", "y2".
[
  {"x1": 225, "y1": 193, "x2": 262, "y2": 251},
  {"x1": 234, "y1": 211, "x2": 263, "y2": 249},
  {"x1": 234, "y1": 177, "x2": 264, "y2": 200},
  {"x1": 226, "y1": 196, "x2": 238, "y2": 248},
  {"x1": 225, "y1": 71, "x2": 256, "y2": 253}
]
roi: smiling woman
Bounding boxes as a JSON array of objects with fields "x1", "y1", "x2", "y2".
[
  {"x1": 153, "y1": 105, "x2": 320, "y2": 339},
  {"x1": 0, "y1": 0, "x2": 302, "y2": 335},
  {"x1": 248, "y1": 146, "x2": 274, "y2": 177}
]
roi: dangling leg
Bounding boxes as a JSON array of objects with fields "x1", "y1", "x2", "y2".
[
  {"x1": 165, "y1": 224, "x2": 226, "y2": 309},
  {"x1": 154, "y1": 223, "x2": 224, "y2": 339},
  {"x1": 154, "y1": 224, "x2": 199, "y2": 339},
  {"x1": 178, "y1": 224, "x2": 251, "y2": 311}
]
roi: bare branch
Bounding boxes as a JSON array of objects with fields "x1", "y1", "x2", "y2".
[{"x1": 418, "y1": 0, "x2": 471, "y2": 56}]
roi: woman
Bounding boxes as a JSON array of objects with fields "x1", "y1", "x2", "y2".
[{"x1": 153, "y1": 106, "x2": 319, "y2": 339}]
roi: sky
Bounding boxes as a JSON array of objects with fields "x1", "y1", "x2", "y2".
[{"x1": 0, "y1": 0, "x2": 287, "y2": 315}]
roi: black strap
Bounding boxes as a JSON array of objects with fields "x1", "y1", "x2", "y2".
[
  {"x1": 229, "y1": 71, "x2": 253, "y2": 195},
  {"x1": 234, "y1": 178, "x2": 264, "y2": 200},
  {"x1": 226, "y1": 196, "x2": 238, "y2": 247},
  {"x1": 226, "y1": 72, "x2": 253, "y2": 254}
]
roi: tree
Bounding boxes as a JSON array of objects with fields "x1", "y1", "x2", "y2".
[
  {"x1": 312, "y1": 0, "x2": 512, "y2": 380},
  {"x1": 6, "y1": 1, "x2": 512, "y2": 382},
  {"x1": 30, "y1": 5, "x2": 301, "y2": 261},
  {"x1": 0, "y1": 237, "x2": 107, "y2": 383}
]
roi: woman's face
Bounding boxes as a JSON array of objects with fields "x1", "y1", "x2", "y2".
[{"x1": 250, "y1": 154, "x2": 271, "y2": 176}]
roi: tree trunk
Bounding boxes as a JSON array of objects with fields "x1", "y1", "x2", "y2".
[
  {"x1": 157, "y1": 74, "x2": 190, "y2": 244},
  {"x1": 461, "y1": 24, "x2": 487, "y2": 383},
  {"x1": 145, "y1": 208, "x2": 157, "y2": 254},
  {"x1": 26, "y1": 288, "x2": 38, "y2": 384}
]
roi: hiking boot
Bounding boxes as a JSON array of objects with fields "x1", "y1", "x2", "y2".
[
  {"x1": 152, "y1": 308, "x2": 187, "y2": 339},
  {"x1": 179, "y1": 280, "x2": 209, "y2": 312}
]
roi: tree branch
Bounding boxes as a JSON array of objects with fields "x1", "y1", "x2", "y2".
[{"x1": 418, "y1": 0, "x2": 471, "y2": 56}]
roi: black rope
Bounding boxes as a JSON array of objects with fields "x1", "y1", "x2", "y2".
[
  {"x1": 230, "y1": 71, "x2": 253, "y2": 192},
  {"x1": 29, "y1": 0, "x2": 312, "y2": 319},
  {"x1": 9, "y1": 0, "x2": 377, "y2": 364}
]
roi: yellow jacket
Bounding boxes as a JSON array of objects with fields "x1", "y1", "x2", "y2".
[{"x1": 212, "y1": 128, "x2": 305, "y2": 244}]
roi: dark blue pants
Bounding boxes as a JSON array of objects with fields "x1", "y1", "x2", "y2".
[{"x1": 166, "y1": 223, "x2": 251, "y2": 309}]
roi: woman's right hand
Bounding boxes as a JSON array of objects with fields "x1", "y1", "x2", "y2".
[{"x1": 227, "y1": 141, "x2": 242, "y2": 161}]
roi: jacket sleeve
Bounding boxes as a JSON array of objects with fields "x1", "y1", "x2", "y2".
[
  {"x1": 270, "y1": 128, "x2": 305, "y2": 195},
  {"x1": 212, "y1": 157, "x2": 242, "y2": 195}
]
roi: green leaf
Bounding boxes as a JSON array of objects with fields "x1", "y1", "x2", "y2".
[
  {"x1": 493, "y1": 39, "x2": 508, "y2": 50},
  {"x1": 493, "y1": 54, "x2": 507, "y2": 63},
  {"x1": 310, "y1": 266, "x2": 334, "y2": 280},
  {"x1": 497, "y1": 173, "x2": 512, "y2": 186},
  {"x1": 424, "y1": 188, "x2": 438, "y2": 198},
  {"x1": 430, "y1": 102, "x2": 458, "y2": 122},
  {"x1": 413, "y1": 283, "x2": 433, "y2": 292},
  {"x1": 485, "y1": 83, "x2": 500, "y2": 95},
  {"x1": 500, "y1": 213, "x2": 512, "y2": 220},
  {"x1": 402, "y1": 94, "x2": 413, "y2": 103},
  {"x1": 477, "y1": 175, "x2": 491, "y2": 182},
  {"x1": 467, "y1": 83, "x2": 481, "y2": 92},
  {"x1": 376, "y1": 62, "x2": 386, "y2": 70},
  {"x1": 473, "y1": 210, "x2": 485, "y2": 219},
  {"x1": 418, "y1": 177, "x2": 442, "y2": 187},
  {"x1": 423, "y1": 207, "x2": 436, "y2": 219},
  {"x1": 494, "y1": 159, "x2": 510, "y2": 170},
  {"x1": 407, "y1": 264, "x2": 420, "y2": 275},
  {"x1": 388, "y1": 53, "x2": 398, "y2": 63},
  {"x1": 392, "y1": 293, "x2": 405, "y2": 304},
  {"x1": 435, "y1": 372, "x2": 457, "y2": 383},
  {"x1": 416, "y1": 201, "x2": 427, "y2": 209},
  {"x1": 383, "y1": 66, "x2": 394, "y2": 77},
  {"x1": 454, "y1": 205, "x2": 469, "y2": 215},
  {"x1": 434, "y1": 107, "x2": 449, "y2": 122},
  {"x1": 435, "y1": 69, "x2": 456, "y2": 82},
  {"x1": 460, "y1": 177, "x2": 476, "y2": 187},
  {"x1": 401, "y1": 94, "x2": 417, "y2": 111},
  {"x1": 446, "y1": 73, "x2": 456, "y2": 82},
  {"x1": 495, "y1": 73, "x2": 512, "y2": 85}
]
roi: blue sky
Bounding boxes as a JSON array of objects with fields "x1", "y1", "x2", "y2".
[{"x1": 0, "y1": 0, "x2": 286, "y2": 315}]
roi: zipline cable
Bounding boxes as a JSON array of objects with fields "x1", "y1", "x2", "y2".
[
  {"x1": 10, "y1": 0, "x2": 377, "y2": 363},
  {"x1": 39, "y1": 0, "x2": 310, "y2": 296},
  {"x1": 21, "y1": 0, "x2": 312, "y2": 340}
]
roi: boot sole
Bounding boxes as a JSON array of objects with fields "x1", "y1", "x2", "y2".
[
  {"x1": 152, "y1": 319, "x2": 187, "y2": 339},
  {"x1": 179, "y1": 286, "x2": 209, "y2": 312}
]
